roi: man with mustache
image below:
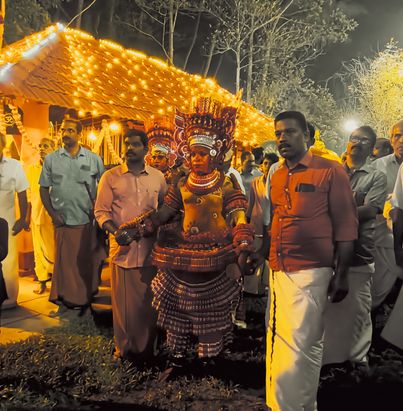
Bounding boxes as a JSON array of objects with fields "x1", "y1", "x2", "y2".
[
  {"x1": 371, "y1": 120, "x2": 403, "y2": 310},
  {"x1": 40, "y1": 117, "x2": 104, "y2": 315},
  {"x1": 26, "y1": 137, "x2": 55, "y2": 294},
  {"x1": 266, "y1": 111, "x2": 358, "y2": 411},
  {"x1": 95, "y1": 129, "x2": 167, "y2": 362},
  {"x1": 323, "y1": 126, "x2": 387, "y2": 368},
  {"x1": 381, "y1": 120, "x2": 403, "y2": 349}
]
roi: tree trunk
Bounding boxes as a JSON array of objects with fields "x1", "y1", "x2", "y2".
[
  {"x1": 105, "y1": 0, "x2": 117, "y2": 39},
  {"x1": 203, "y1": 32, "x2": 217, "y2": 77},
  {"x1": 213, "y1": 53, "x2": 224, "y2": 78},
  {"x1": 235, "y1": 43, "x2": 241, "y2": 93},
  {"x1": 168, "y1": 0, "x2": 174, "y2": 64},
  {"x1": 183, "y1": 11, "x2": 201, "y2": 70},
  {"x1": 246, "y1": 16, "x2": 255, "y2": 103},
  {"x1": 75, "y1": 0, "x2": 84, "y2": 28}
]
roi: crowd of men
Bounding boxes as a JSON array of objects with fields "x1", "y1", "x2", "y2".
[{"x1": 1, "y1": 108, "x2": 403, "y2": 411}]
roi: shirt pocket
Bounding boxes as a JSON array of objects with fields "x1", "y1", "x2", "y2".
[
  {"x1": 138, "y1": 184, "x2": 159, "y2": 209},
  {"x1": 290, "y1": 185, "x2": 327, "y2": 218},
  {"x1": 51, "y1": 173, "x2": 63, "y2": 186}
]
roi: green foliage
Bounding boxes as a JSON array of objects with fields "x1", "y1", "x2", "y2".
[
  {"x1": 0, "y1": 330, "x2": 150, "y2": 408},
  {"x1": 4, "y1": 0, "x2": 51, "y2": 44}
]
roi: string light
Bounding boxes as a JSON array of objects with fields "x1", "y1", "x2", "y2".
[{"x1": 0, "y1": 24, "x2": 275, "y2": 145}]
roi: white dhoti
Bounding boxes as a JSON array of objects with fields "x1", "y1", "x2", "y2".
[
  {"x1": 372, "y1": 246, "x2": 403, "y2": 308},
  {"x1": 31, "y1": 221, "x2": 54, "y2": 282},
  {"x1": 323, "y1": 264, "x2": 373, "y2": 365},
  {"x1": 2, "y1": 228, "x2": 18, "y2": 307},
  {"x1": 266, "y1": 267, "x2": 332, "y2": 411},
  {"x1": 381, "y1": 285, "x2": 403, "y2": 350}
]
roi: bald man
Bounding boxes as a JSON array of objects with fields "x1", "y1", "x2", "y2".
[
  {"x1": 372, "y1": 120, "x2": 403, "y2": 309},
  {"x1": 27, "y1": 137, "x2": 56, "y2": 294}
]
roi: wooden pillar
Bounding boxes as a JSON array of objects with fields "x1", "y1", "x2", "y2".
[{"x1": 19, "y1": 100, "x2": 49, "y2": 166}]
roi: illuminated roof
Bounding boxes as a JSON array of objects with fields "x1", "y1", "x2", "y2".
[{"x1": 0, "y1": 24, "x2": 274, "y2": 145}]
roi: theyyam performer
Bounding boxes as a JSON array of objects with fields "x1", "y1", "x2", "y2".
[
  {"x1": 121, "y1": 97, "x2": 254, "y2": 359},
  {"x1": 144, "y1": 116, "x2": 177, "y2": 184}
]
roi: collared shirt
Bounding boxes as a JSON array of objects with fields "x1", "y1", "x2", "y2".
[
  {"x1": 0, "y1": 156, "x2": 29, "y2": 224},
  {"x1": 373, "y1": 154, "x2": 402, "y2": 247},
  {"x1": 241, "y1": 168, "x2": 263, "y2": 200},
  {"x1": 39, "y1": 147, "x2": 104, "y2": 226},
  {"x1": 246, "y1": 174, "x2": 270, "y2": 235},
  {"x1": 345, "y1": 162, "x2": 387, "y2": 266},
  {"x1": 226, "y1": 167, "x2": 246, "y2": 194},
  {"x1": 269, "y1": 151, "x2": 358, "y2": 272},
  {"x1": 94, "y1": 163, "x2": 167, "y2": 268}
]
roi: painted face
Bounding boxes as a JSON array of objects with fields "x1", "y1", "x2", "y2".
[
  {"x1": 190, "y1": 146, "x2": 213, "y2": 175},
  {"x1": 275, "y1": 118, "x2": 308, "y2": 160},
  {"x1": 150, "y1": 151, "x2": 168, "y2": 172},
  {"x1": 124, "y1": 135, "x2": 148, "y2": 162},
  {"x1": 391, "y1": 123, "x2": 403, "y2": 159},
  {"x1": 346, "y1": 129, "x2": 373, "y2": 160},
  {"x1": 38, "y1": 138, "x2": 54, "y2": 161},
  {"x1": 61, "y1": 120, "x2": 80, "y2": 148}
]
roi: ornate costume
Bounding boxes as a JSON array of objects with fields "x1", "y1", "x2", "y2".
[
  {"x1": 122, "y1": 98, "x2": 254, "y2": 358},
  {"x1": 144, "y1": 117, "x2": 177, "y2": 183}
]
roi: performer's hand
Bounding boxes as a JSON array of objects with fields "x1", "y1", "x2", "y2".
[
  {"x1": 51, "y1": 212, "x2": 65, "y2": 227},
  {"x1": 12, "y1": 218, "x2": 30, "y2": 236},
  {"x1": 327, "y1": 273, "x2": 349, "y2": 303},
  {"x1": 114, "y1": 229, "x2": 133, "y2": 246},
  {"x1": 395, "y1": 248, "x2": 403, "y2": 267}
]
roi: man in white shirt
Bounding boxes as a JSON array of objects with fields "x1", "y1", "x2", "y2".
[
  {"x1": 0, "y1": 133, "x2": 29, "y2": 308},
  {"x1": 372, "y1": 120, "x2": 403, "y2": 308}
]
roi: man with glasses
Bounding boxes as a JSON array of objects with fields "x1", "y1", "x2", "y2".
[
  {"x1": 26, "y1": 137, "x2": 55, "y2": 294},
  {"x1": 40, "y1": 117, "x2": 104, "y2": 316},
  {"x1": 380, "y1": 120, "x2": 403, "y2": 349},
  {"x1": 323, "y1": 126, "x2": 387, "y2": 368},
  {"x1": 266, "y1": 111, "x2": 357, "y2": 411},
  {"x1": 371, "y1": 120, "x2": 403, "y2": 310}
]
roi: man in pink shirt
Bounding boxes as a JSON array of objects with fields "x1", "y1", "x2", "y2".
[{"x1": 95, "y1": 129, "x2": 167, "y2": 362}]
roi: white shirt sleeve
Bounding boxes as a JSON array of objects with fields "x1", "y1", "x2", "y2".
[
  {"x1": 14, "y1": 161, "x2": 29, "y2": 193},
  {"x1": 392, "y1": 163, "x2": 403, "y2": 209}
]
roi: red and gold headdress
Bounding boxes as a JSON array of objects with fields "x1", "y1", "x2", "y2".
[
  {"x1": 174, "y1": 97, "x2": 238, "y2": 164},
  {"x1": 144, "y1": 116, "x2": 177, "y2": 168}
]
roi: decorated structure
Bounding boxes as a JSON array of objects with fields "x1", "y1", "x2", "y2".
[{"x1": 0, "y1": 24, "x2": 274, "y2": 166}]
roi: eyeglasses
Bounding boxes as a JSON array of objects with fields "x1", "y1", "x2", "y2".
[{"x1": 349, "y1": 135, "x2": 371, "y2": 145}]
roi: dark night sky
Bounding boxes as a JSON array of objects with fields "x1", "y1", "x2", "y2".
[{"x1": 310, "y1": 0, "x2": 403, "y2": 84}]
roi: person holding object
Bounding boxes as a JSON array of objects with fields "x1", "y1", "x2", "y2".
[
  {"x1": 95, "y1": 129, "x2": 167, "y2": 362},
  {"x1": 121, "y1": 97, "x2": 254, "y2": 363}
]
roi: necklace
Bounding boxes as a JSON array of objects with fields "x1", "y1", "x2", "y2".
[{"x1": 186, "y1": 169, "x2": 224, "y2": 195}]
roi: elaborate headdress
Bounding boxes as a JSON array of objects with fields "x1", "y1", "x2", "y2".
[
  {"x1": 144, "y1": 116, "x2": 177, "y2": 168},
  {"x1": 174, "y1": 97, "x2": 238, "y2": 165}
]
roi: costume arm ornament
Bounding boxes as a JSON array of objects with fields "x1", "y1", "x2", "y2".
[
  {"x1": 232, "y1": 223, "x2": 254, "y2": 255},
  {"x1": 119, "y1": 209, "x2": 158, "y2": 238}
]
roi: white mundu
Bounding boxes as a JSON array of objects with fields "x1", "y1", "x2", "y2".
[{"x1": 0, "y1": 156, "x2": 29, "y2": 307}]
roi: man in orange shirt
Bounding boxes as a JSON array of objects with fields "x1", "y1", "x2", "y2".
[{"x1": 266, "y1": 111, "x2": 358, "y2": 411}]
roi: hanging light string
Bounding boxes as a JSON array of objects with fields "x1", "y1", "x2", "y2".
[{"x1": 8, "y1": 102, "x2": 38, "y2": 152}]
